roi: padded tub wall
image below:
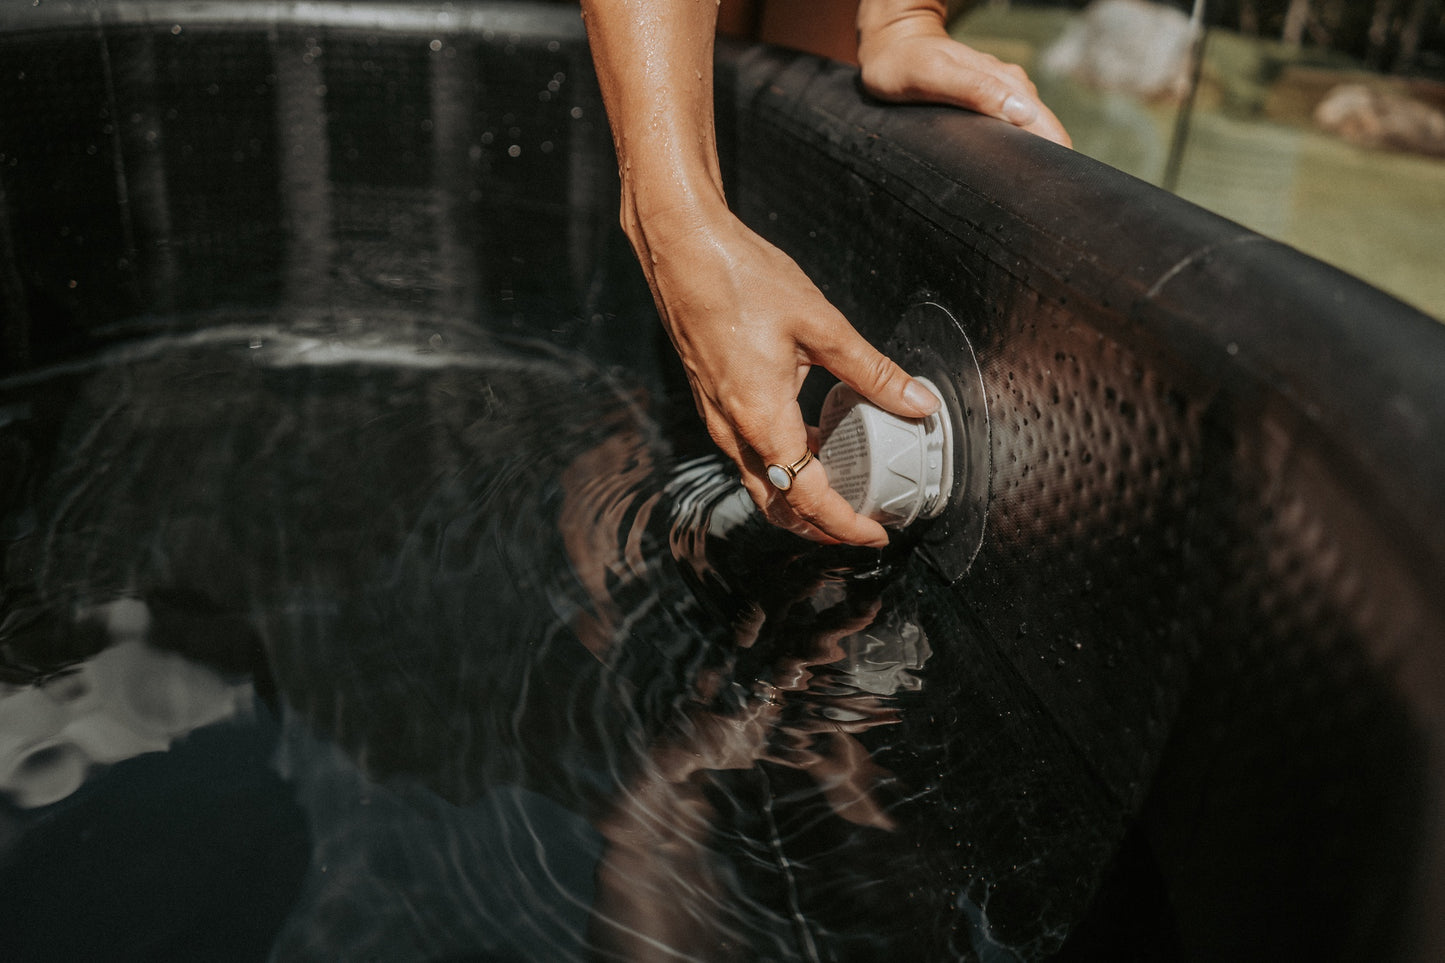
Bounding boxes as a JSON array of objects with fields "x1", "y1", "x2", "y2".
[
  {"x1": 0, "y1": 2, "x2": 642, "y2": 374},
  {"x1": 4, "y1": 5, "x2": 1445, "y2": 958},
  {"x1": 715, "y1": 42, "x2": 1445, "y2": 962}
]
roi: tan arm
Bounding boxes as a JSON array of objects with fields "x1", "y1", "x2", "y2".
[{"x1": 580, "y1": 0, "x2": 940, "y2": 547}]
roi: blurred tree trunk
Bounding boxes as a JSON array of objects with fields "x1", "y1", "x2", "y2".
[
  {"x1": 1368, "y1": 0, "x2": 1397, "y2": 65},
  {"x1": 1397, "y1": 0, "x2": 1439, "y2": 68},
  {"x1": 1282, "y1": 0, "x2": 1311, "y2": 45},
  {"x1": 1239, "y1": 0, "x2": 1259, "y2": 35}
]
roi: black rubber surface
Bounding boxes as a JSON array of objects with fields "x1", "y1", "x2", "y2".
[
  {"x1": 714, "y1": 40, "x2": 1445, "y2": 962},
  {"x1": 0, "y1": 3, "x2": 1442, "y2": 960}
]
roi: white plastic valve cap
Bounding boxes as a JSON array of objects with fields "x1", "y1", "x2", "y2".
[{"x1": 817, "y1": 377, "x2": 953, "y2": 529}]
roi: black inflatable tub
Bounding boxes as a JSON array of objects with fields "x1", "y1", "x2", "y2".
[{"x1": 1, "y1": 2, "x2": 1443, "y2": 961}]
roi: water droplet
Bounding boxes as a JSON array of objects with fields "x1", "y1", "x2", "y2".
[{"x1": 507, "y1": 144, "x2": 521, "y2": 158}]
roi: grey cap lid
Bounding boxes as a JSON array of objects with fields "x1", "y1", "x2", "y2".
[{"x1": 817, "y1": 377, "x2": 953, "y2": 529}]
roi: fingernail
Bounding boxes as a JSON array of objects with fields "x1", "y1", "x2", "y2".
[
  {"x1": 903, "y1": 378, "x2": 941, "y2": 413},
  {"x1": 1002, "y1": 95, "x2": 1038, "y2": 126}
]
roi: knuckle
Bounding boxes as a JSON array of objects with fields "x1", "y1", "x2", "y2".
[
  {"x1": 979, "y1": 78, "x2": 1011, "y2": 109},
  {"x1": 907, "y1": 49, "x2": 957, "y2": 97},
  {"x1": 786, "y1": 489, "x2": 829, "y2": 526},
  {"x1": 702, "y1": 415, "x2": 735, "y2": 452},
  {"x1": 763, "y1": 500, "x2": 812, "y2": 538},
  {"x1": 856, "y1": 350, "x2": 905, "y2": 395},
  {"x1": 1005, "y1": 67, "x2": 1039, "y2": 96},
  {"x1": 859, "y1": 60, "x2": 905, "y2": 101},
  {"x1": 920, "y1": 45, "x2": 957, "y2": 73},
  {"x1": 727, "y1": 409, "x2": 774, "y2": 452},
  {"x1": 746, "y1": 485, "x2": 775, "y2": 515}
]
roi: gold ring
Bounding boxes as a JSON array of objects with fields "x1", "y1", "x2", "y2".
[
  {"x1": 765, "y1": 450, "x2": 813, "y2": 492},
  {"x1": 751, "y1": 681, "x2": 784, "y2": 706}
]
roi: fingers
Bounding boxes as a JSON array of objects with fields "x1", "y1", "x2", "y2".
[
  {"x1": 652, "y1": 218, "x2": 913, "y2": 547},
  {"x1": 746, "y1": 436, "x2": 892, "y2": 548},
  {"x1": 806, "y1": 316, "x2": 939, "y2": 420},
  {"x1": 698, "y1": 390, "x2": 891, "y2": 547},
  {"x1": 698, "y1": 406, "x2": 832, "y2": 543},
  {"x1": 945, "y1": 60, "x2": 1069, "y2": 147},
  {"x1": 943, "y1": 62, "x2": 1070, "y2": 147},
  {"x1": 1026, "y1": 104, "x2": 1072, "y2": 150},
  {"x1": 909, "y1": 53, "x2": 1070, "y2": 147},
  {"x1": 859, "y1": 31, "x2": 1073, "y2": 148}
]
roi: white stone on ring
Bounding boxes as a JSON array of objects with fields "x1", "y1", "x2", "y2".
[{"x1": 766, "y1": 450, "x2": 813, "y2": 491}]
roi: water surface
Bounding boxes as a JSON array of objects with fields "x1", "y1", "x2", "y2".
[{"x1": 0, "y1": 315, "x2": 1071, "y2": 961}]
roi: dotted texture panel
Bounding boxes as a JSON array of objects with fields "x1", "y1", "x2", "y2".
[
  {"x1": 0, "y1": 31, "x2": 136, "y2": 352},
  {"x1": 718, "y1": 45, "x2": 1445, "y2": 961},
  {"x1": 0, "y1": 17, "x2": 621, "y2": 373}
]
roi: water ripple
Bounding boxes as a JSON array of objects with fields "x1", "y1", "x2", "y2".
[{"x1": 0, "y1": 316, "x2": 1046, "y2": 960}]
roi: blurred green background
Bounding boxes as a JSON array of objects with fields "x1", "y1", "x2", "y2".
[{"x1": 953, "y1": 2, "x2": 1445, "y2": 320}]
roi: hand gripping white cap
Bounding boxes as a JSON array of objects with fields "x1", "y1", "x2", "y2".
[{"x1": 817, "y1": 377, "x2": 954, "y2": 529}]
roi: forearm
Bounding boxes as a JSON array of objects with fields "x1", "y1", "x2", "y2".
[
  {"x1": 579, "y1": 0, "x2": 730, "y2": 244},
  {"x1": 591, "y1": 774, "x2": 730, "y2": 962},
  {"x1": 577, "y1": 0, "x2": 942, "y2": 548}
]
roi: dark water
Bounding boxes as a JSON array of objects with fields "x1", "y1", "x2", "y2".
[{"x1": 0, "y1": 315, "x2": 1064, "y2": 962}]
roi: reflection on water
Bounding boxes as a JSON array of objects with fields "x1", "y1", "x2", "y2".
[
  {"x1": 0, "y1": 598, "x2": 253, "y2": 810},
  {"x1": 0, "y1": 316, "x2": 1051, "y2": 961}
]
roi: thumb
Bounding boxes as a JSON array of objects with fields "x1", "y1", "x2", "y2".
[{"x1": 815, "y1": 324, "x2": 940, "y2": 420}]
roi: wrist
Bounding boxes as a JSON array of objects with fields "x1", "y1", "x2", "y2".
[
  {"x1": 856, "y1": 0, "x2": 949, "y2": 58},
  {"x1": 619, "y1": 172, "x2": 733, "y2": 256}
]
